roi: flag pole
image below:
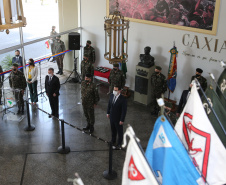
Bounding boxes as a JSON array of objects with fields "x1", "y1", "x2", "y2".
[
  {"x1": 195, "y1": 79, "x2": 226, "y2": 135},
  {"x1": 209, "y1": 73, "x2": 226, "y2": 101}
]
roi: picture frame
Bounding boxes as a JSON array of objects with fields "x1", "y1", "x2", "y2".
[{"x1": 107, "y1": 0, "x2": 220, "y2": 35}]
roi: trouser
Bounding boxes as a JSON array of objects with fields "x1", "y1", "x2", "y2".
[
  {"x1": 28, "y1": 80, "x2": 38, "y2": 103},
  {"x1": 51, "y1": 43, "x2": 56, "y2": 60},
  {"x1": 82, "y1": 104, "x2": 95, "y2": 126},
  {"x1": 49, "y1": 95, "x2": 59, "y2": 117},
  {"x1": 56, "y1": 55, "x2": 64, "y2": 70},
  {"x1": 110, "y1": 121, "x2": 123, "y2": 146},
  {"x1": 15, "y1": 91, "x2": 24, "y2": 111},
  {"x1": 0, "y1": 82, "x2": 2, "y2": 101},
  {"x1": 150, "y1": 93, "x2": 161, "y2": 113}
]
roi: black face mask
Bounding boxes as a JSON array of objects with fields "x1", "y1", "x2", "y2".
[
  {"x1": 16, "y1": 55, "x2": 19, "y2": 57},
  {"x1": 155, "y1": 71, "x2": 160, "y2": 74},
  {"x1": 13, "y1": 69, "x2": 17, "y2": 71},
  {"x1": 86, "y1": 44, "x2": 89, "y2": 47},
  {"x1": 85, "y1": 80, "x2": 89, "y2": 83},
  {"x1": 196, "y1": 74, "x2": 200, "y2": 78},
  {"x1": 113, "y1": 68, "x2": 117, "y2": 71},
  {"x1": 29, "y1": 63, "x2": 32, "y2": 66}
]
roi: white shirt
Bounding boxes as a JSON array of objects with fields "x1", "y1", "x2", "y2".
[{"x1": 25, "y1": 66, "x2": 38, "y2": 83}]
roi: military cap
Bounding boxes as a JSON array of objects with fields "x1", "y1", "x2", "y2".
[
  {"x1": 12, "y1": 63, "x2": 19, "y2": 67},
  {"x1": 85, "y1": 73, "x2": 92, "y2": 78},
  {"x1": 155, "y1": 66, "x2": 162, "y2": 70},
  {"x1": 113, "y1": 63, "x2": 119, "y2": 67},
  {"x1": 87, "y1": 40, "x2": 91, "y2": 44},
  {"x1": 196, "y1": 68, "x2": 203, "y2": 73}
]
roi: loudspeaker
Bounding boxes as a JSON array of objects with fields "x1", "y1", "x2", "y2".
[{"x1": 68, "y1": 32, "x2": 80, "y2": 50}]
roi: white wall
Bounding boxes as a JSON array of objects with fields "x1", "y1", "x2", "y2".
[{"x1": 81, "y1": 0, "x2": 226, "y2": 103}]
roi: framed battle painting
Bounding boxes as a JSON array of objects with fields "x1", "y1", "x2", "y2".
[{"x1": 107, "y1": 0, "x2": 220, "y2": 35}]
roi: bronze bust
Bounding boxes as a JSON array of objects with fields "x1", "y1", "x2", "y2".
[{"x1": 138, "y1": 46, "x2": 155, "y2": 68}]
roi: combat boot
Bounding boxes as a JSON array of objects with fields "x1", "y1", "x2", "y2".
[
  {"x1": 89, "y1": 126, "x2": 94, "y2": 133},
  {"x1": 56, "y1": 69, "x2": 61, "y2": 74},
  {"x1": 59, "y1": 69, "x2": 63, "y2": 75},
  {"x1": 83, "y1": 125, "x2": 90, "y2": 131}
]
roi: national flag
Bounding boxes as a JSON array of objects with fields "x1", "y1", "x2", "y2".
[
  {"x1": 175, "y1": 84, "x2": 226, "y2": 184},
  {"x1": 45, "y1": 40, "x2": 50, "y2": 49},
  {"x1": 122, "y1": 127, "x2": 159, "y2": 185},
  {"x1": 121, "y1": 37, "x2": 128, "y2": 78},
  {"x1": 202, "y1": 85, "x2": 226, "y2": 148},
  {"x1": 216, "y1": 68, "x2": 226, "y2": 107},
  {"x1": 145, "y1": 116, "x2": 204, "y2": 185},
  {"x1": 167, "y1": 47, "x2": 178, "y2": 92}
]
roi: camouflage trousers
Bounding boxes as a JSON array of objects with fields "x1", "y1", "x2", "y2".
[
  {"x1": 56, "y1": 55, "x2": 64, "y2": 70},
  {"x1": 51, "y1": 43, "x2": 56, "y2": 60},
  {"x1": 0, "y1": 83, "x2": 2, "y2": 101},
  {"x1": 15, "y1": 91, "x2": 24, "y2": 111},
  {"x1": 150, "y1": 93, "x2": 162, "y2": 114},
  {"x1": 82, "y1": 103, "x2": 95, "y2": 126}
]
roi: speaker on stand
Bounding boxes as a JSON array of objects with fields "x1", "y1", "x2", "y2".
[{"x1": 64, "y1": 32, "x2": 81, "y2": 84}]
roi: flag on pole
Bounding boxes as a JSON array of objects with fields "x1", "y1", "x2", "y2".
[
  {"x1": 216, "y1": 68, "x2": 226, "y2": 107},
  {"x1": 202, "y1": 85, "x2": 226, "y2": 148},
  {"x1": 175, "y1": 84, "x2": 226, "y2": 184},
  {"x1": 120, "y1": 37, "x2": 128, "y2": 78},
  {"x1": 167, "y1": 47, "x2": 178, "y2": 92},
  {"x1": 122, "y1": 127, "x2": 159, "y2": 185},
  {"x1": 145, "y1": 116, "x2": 204, "y2": 185}
]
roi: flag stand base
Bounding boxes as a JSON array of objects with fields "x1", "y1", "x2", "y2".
[{"x1": 103, "y1": 170, "x2": 117, "y2": 180}]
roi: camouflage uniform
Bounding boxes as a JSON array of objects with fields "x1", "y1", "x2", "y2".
[
  {"x1": 0, "y1": 65, "x2": 4, "y2": 103},
  {"x1": 84, "y1": 46, "x2": 95, "y2": 64},
  {"x1": 9, "y1": 70, "x2": 27, "y2": 111},
  {"x1": 50, "y1": 30, "x2": 58, "y2": 59},
  {"x1": 109, "y1": 69, "x2": 125, "y2": 93},
  {"x1": 81, "y1": 81, "x2": 99, "y2": 127},
  {"x1": 191, "y1": 75, "x2": 207, "y2": 94},
  {"x1": 81, "y1": 60, "x2": 94, "y2": 81},
  {"x1": 54, "y1": 39, "x2": 66, "y2": 70},
  {"x1": 150, "y1": 72, "x2": 167, "y2": 114}
]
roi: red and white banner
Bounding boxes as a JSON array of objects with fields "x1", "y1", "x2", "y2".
[
  {"x1": 175, "y1": 85, "x2": 226, "y2": 185},
  {"x1": 122, "y1": 128, "x2": 159, "y2": 185}
]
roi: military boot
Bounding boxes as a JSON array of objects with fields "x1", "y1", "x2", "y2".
[
  {"x1": 83, "y1": 125, "x2": 90, "y2": 131},
  {"x1": 59, "y1": 69, "x2": 63, "y2": 75},
  {"x1": 89, "y1": 126, "x2": 94, "y2": 133},
  {"x1": 21, "y1": 106, "x2": 24, "y2": 115},
  {"x1": 56, "y1": 69, "x2": 61, "y2": 74}
]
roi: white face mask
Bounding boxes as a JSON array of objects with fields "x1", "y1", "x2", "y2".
[
  {"x1": 113, "y1": 90, "x2": 118, "y2": 96},
  {"x1": 48, "y1": 74, "x2": 53, "y2": 77}
]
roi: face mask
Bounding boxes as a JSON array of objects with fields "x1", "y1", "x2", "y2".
[
  {"x1": 113, "y1": 68, "x2": 117, "y2": 71},
  {"x1": 113, "y1": 90, "x2": 118, "y2": 96},
  {"x1": 48, "y1": 74, "x2": 53, "y2": 77},
  {"x1": 85, "y1": 80, "x2": 89, "y2": 83},
  {"x1": 13, "y1": 68, "x2": 17, "y2": 71},
  {"x1": 155, "y1": 71, "x2": 159, "y2": 74},
  {"x1": 196, "y1": 74, "x2": 200, "y2": 77},
  {"x1": 29, "y1": 63, "x2": 32, "y2": 66},
  {"x1": 86, "y1": 44, "x2": 89, "y2": 47},
  {"x1": 16, "y1": 55, "x2": 19, "y2": 57}
]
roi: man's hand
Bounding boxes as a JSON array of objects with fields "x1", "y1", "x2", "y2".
[
  {"x1": 107, "y1": 114, "x2": 110, "y2": 119},
  {"x1": 119, "y1": 121, "x2": 123, "y2": 125},
  {"x1": 53, "y1": 93, "x2": 57, "y2": 97}
]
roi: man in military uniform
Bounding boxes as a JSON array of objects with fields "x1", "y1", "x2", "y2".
[
  {"x1": 109, "y1": 63, "x2": 125, "y2": 94},
  {"x1": 150, "y1": 66, "x2": 167, "y2": 115},
  {"x1": 54, "y1": 35, "x2": 66, "y2": 75},
  {"x1": 81, "y1": 74, "x2": 100, "y2": 133},
  {"x1": 50, "y1": 26, "x2": 58, "y2": 62},
  {"x1": 81, "y1": 55, "x2": 94, "y2": 81},
  {"x1": 0, "y1": 65, "x2": 4, "y2": 105},
  {"x1": 84, "y1": 40, "x2": 95, "y2": 64},
  {"x1": 9, "y1": 63, "x2": 27, "y2": 114},
  {"x1": 191, "y1": 68, "x2": 207, "y2": 94}
]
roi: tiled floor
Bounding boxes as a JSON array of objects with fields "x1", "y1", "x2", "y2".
[{"x1": 0, "y1": 68, "x2": 157, "y2": 185}]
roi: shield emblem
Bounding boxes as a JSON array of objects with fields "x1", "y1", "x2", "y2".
[{"x1": 182, "y1": 112, "x2": 211, "y2": 180}]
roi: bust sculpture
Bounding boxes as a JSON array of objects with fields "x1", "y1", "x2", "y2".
[{"x1": 138, "y1": 46, "x2": 155, "y2": 68}]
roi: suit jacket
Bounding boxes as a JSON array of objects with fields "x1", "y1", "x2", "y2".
[
  {"x1": 177, "y1": 90, "x2": 190, "y2": 114},
  {"x1": 12, "y1": 56, "x2": 23, "y2": 72},
  {"x1": 107, "y1": 94, "x2": 127, "y2": 123},
  {"x1": 45, "y1": 75, "x2": 60, "y2": 96}
]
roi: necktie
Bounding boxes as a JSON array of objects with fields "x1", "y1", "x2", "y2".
[
  {"x1": 112, "y1": 95, "x2": 116, "y2": 105},
  {"x1": 49, "y1": 76, "x2": 52, "y2": 85}
]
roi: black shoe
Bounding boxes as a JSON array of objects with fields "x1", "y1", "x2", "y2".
[
  {"x1": 89, "y1": 126, "x2": 94, "y2": 133},
  {"x1": 48, "y1": 115, "x2": 52, "y2": 118},
  {"x1": 56, "y1": 70, "x2": 60, "y2": 74},
  {"x1": 83, "y1": 125, "x2": 90, "y2": 131},
  {"x1": 21, "y1": 110, "x2": 24, "y2": 115},
  {"x1": 17, "y1": 110, "x2": 21, "y2": 115},
  {"x1": 59, "y1": 69, "x2": 63, "y2": 75}
]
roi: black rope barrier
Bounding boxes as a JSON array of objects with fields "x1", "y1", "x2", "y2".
[
  {"x1": 24, "y1": 101, "x2": 35, "y2": 131},
  {"x1": 57, "y1": 119, "x2": 70, "y2": 154}
]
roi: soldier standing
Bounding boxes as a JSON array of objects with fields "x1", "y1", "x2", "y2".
[
  {"x1": 109, "y1": 63, "x2": 125, "y2": 94},
  {"x1": 50, "y1": 26, "x2": 58, "y2": 62},
  {"x1": 150, "y1": 66, "x2": 167, "y2": 115},
  {"x1": 191, "y1": 68, "x2": 207, "y2": 94},
  {"x1": 84, "y1": 40, "x2": 95, "y2": 64},
  {"x1": 0, "y1": 65, "x2": 4, "y2": 105},
  {"x1": 81, "y1": 74, "x2": 100, "y2": 133},
  {"x1": 9, "y1": 63, "x2": 27, "y2": 114},
  {"x1": 81, "y1": 55, "x2": 94, "y2": 81},
  {"x1": 54, "y1": 35, "x2": 66, "y2": 75}
]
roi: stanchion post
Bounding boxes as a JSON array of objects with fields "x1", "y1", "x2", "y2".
[
  {"x1": 58, "y1": 119, "x2": 70, "y2": 154},
  {"x1": 24, "y1": 101, "x2": 35, "y2": 131},
  {"x1": 103, "y1": 142, "x2": 117, "y2": 180}
]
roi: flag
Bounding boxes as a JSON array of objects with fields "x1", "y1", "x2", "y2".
[
  {"x1": 216, "y1": 69, "x2": 226, "y2": 107},
  {"x1": 167, "y1": 47, "x2": 178, "y2": 92},
  {"x1": 45, "y1": 40, "x2": 50, "y2": 49},
  {"x1": 175, "y1": 85, "x2": 226, "y2": 184},
  {"x1": 202, "y1": 85, "x2": 226, "y2": 148},
  {"x1": 145, "y1": 116, "x2": 204, "y2": 185},
  {"x1": 121, "y1": 37, "x2": 128, "y2": 78},
  {"x1": 122, "y1": 127, "x2": 159, "y2": 185}
]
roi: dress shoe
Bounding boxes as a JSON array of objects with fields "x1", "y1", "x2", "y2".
[
  {"x1": 83, "y1": 125, "x2": 90, "y2": 131},
  {"x1": 21, "y1": 110, "x2": 24, "y2": 115},
  {"x1": 89, "y1": 126, "x2": 94, "y2": 133}
]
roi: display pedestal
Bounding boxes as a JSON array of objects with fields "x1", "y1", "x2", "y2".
[{"x1": 134, "y1": 65, "x2": 155, "y2": 105}]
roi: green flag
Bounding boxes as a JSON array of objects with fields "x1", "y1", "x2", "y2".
[
  {"x1": 217, "y1": 69, "x2": 226, "y2": 107},
  {"x1": 202, "y1": 85, "x2": 226, "y2": 148}
]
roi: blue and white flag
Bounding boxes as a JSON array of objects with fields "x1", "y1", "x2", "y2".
[{"x1": 145, "y1": 116, "x2": 205, "y2": 185}]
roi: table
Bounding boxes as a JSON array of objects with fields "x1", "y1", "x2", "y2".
[{"x1": 94, "y1": 67, "x2": 111, "y2": 83}]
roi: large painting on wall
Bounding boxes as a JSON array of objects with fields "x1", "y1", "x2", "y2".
[{"x1": 107, "y1": 0, "x2": 220, "y2": 35}]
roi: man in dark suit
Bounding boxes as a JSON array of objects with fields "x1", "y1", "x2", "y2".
[
  {"x1": 12, "y1": 50, "x2": 23, "y2": 73},
  {"x1": 107, "y1": 85, "x2": 127, "y2": 150},
  {"x1": 45, "y1": 68, "x2": 60, "y2": 118}
]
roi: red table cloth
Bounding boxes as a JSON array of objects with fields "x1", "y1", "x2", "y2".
[{"x1": 94, "y1": 67, "x2": 112, "y2": 82}]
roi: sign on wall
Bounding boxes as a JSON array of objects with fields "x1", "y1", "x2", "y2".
[{"x1": 107, "y1": 0, "x2": 220, "y2": 35}]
